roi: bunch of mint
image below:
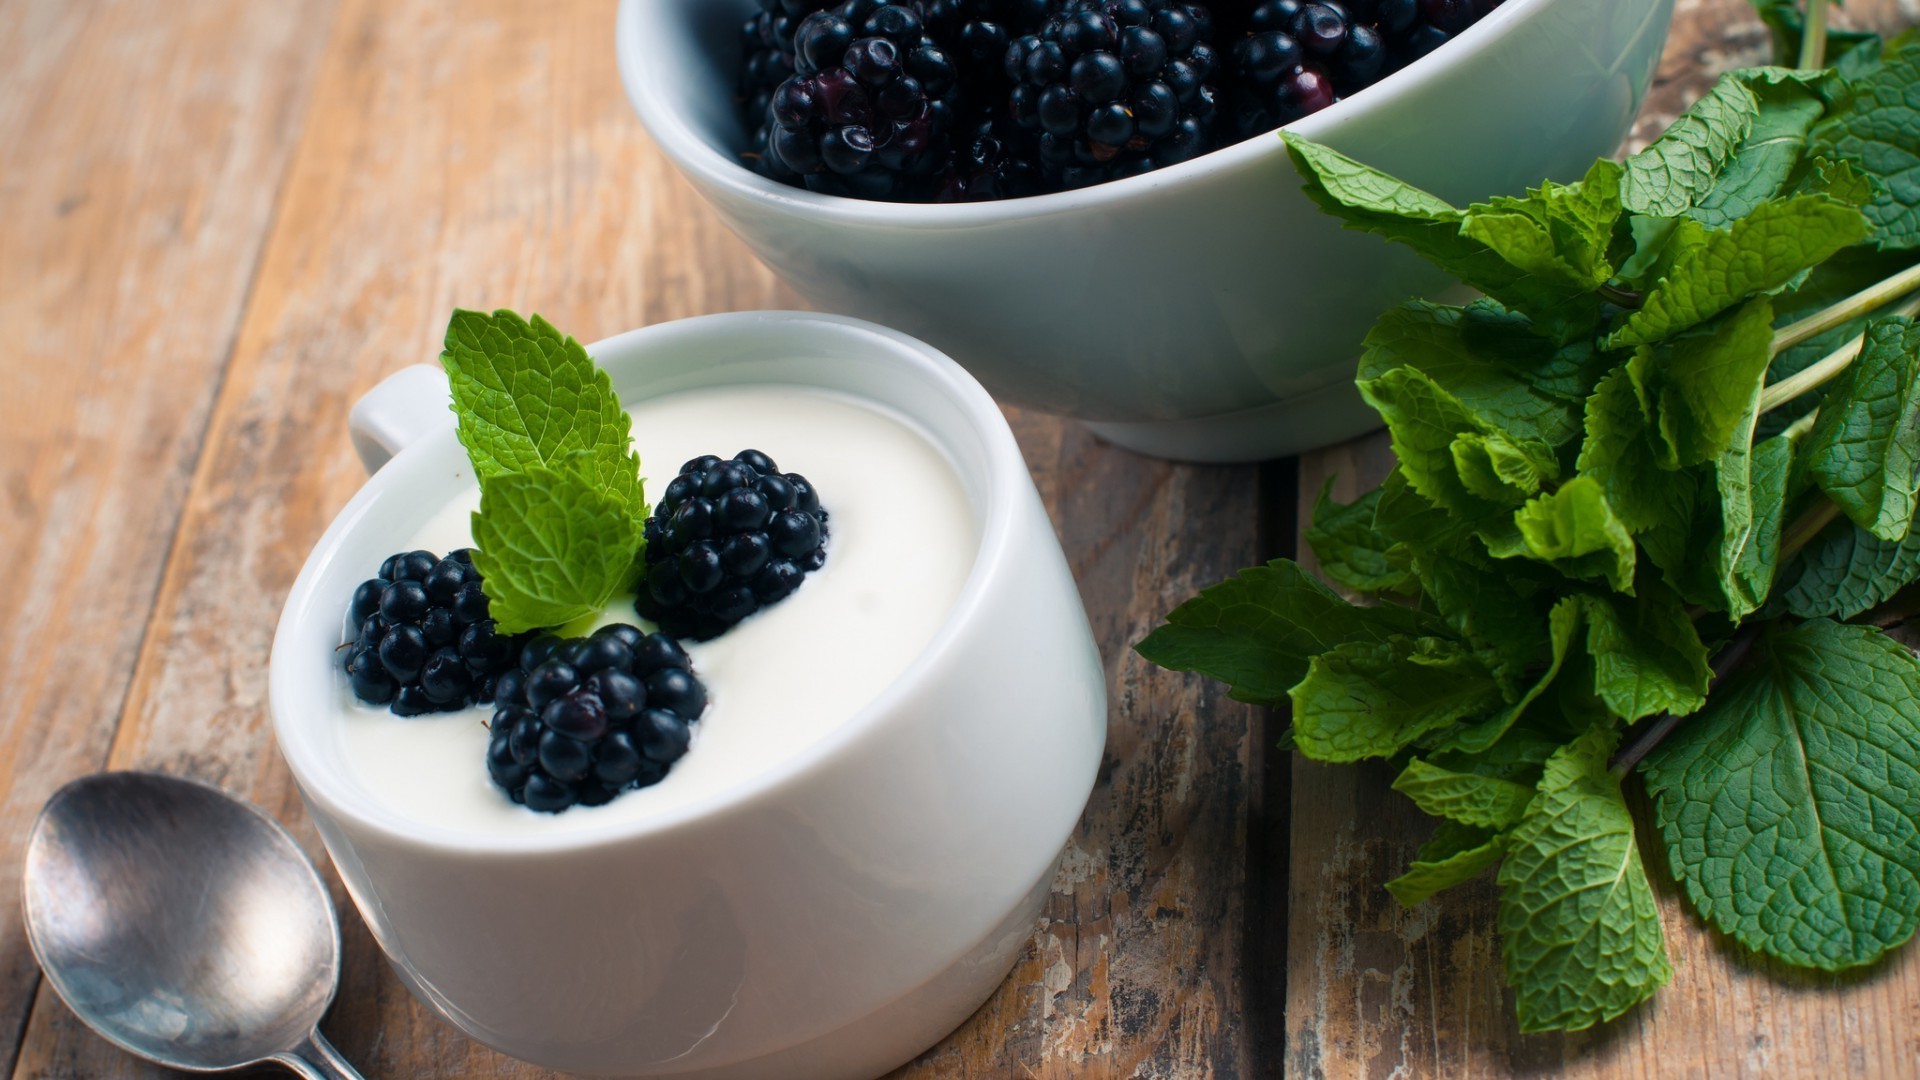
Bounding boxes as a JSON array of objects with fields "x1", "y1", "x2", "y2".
[
  {"x1": 1139, "y1": 1, "x2": 1920, "y2": 1033},
  {"x1": 438, "y1": 310, "x2": 648, "y2": 634}
]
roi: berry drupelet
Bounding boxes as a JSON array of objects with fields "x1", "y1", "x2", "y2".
[
  {"x1": 485, "y1": 624, "x2": 710, "y2": 813},
  {"x1": 342, "y1": 549, "x2": 523, "y2": 717},
  {"x1": 1225, "y1": 0, "x2": 1503, "y2": 138},
  {"x1": 635, "y1": 449, "x2": 830, "y2": 641},
  {"x1": 762, "y1": 0, "x2": 964, "y2": 198},
  {"x1": 1006, "y1": 0, "x2": 1221, "y2": 190}
]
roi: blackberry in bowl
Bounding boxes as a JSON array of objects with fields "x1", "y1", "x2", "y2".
[{"x1": 620, "y1": 0, "x2": 1675, "y2": 462}]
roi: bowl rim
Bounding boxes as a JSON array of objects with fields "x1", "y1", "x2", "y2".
[
  {"x1": 617, "y1": 0, "x2": 1547, "y2": 227},
  {"x1": 269, "y1": 311, "x2": 1030, "y2": 856}
]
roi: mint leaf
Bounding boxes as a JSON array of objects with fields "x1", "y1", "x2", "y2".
[
  {"x1": 1811, "y1": 41, "x2": 1920, "y2": 251},
  {"x1": 1394, "y1": 757, "x2": 1536, "y2": 829},
  {"x1": 1290, "y1": 636, "x2": 1505, "y2": 762},
  {"x1": 1488, "y1": 478, "x2": 1637, "y2": 593},
  {"x1": 1805, "y1": 317, "x2": 1920, "y2": 541},
  {"x1": 1727, "y1": 433, "x2": 1796, "y2": 615},
  {"x1": 1581, "y1": 585, "x2": 1713, "y2": 722},
  {"x1": 469, "y1": 455, "x2": 647, "y2": 635},
  {"x1": 1777, "y1": 517, "x2": 1920, "y2": 618},
  {"x1": 1357, "y1": 365, "x2": 1519, "y2": 528},
  {"x1": 1628, "y1": 67, "x2": 1835, "y2": 222},
  {"x1": 1577, "y1": 365, "x2": 1699, "y2": 544},
  {"x1": 1134, "y1": 560, "x2": 1438, "y2": 706},
  {"x1": 1387, "y1": 822, "x2": 1509, "y2": 906},
  {"x1": 1304, "y1": 480, "x2": 1416, "y2": 596},
  {"x1": 441, "y1": 308, "x2": 642, "y2": 517},
  {"x1": 1282, "y1": 135, "x2": 1607, "y2": 339},
  {"x1": 1440, "y1": 597, "x2": 1581, "y2": 754},
  {"x1": 1634, "y1": 297, "x2": 1778, "y2": 469},
  {"x1": 1460, "y1": 159, "x2": 1625, "y2": 293},
  {"x1": 1643, "y1": 619, "x2": 1920, "y2": 970},
  {"x1": 1750, "y1": 2, "x2": 1884, "y2": 79},
  {"x1": 1498, "y1": 726, "x2": 1671, "y2": 1032},
  {"x1": 1412, "y1": 544, "x2": 1554, "y2": 686},
  {"x1": 1359, "y1": 302, "x2": 1590, "y2": 447},
  {"x1": 1606, "y1": 195, "x2": 1870, "y2": 348}
]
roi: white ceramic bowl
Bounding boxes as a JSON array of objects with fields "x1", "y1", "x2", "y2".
[
  {"x1": 618, "y1": 0, "x2": 1676, "y2": 461},
  {"x1": 270, "y1": 313, "x2": 1107, "y2": 1078}
]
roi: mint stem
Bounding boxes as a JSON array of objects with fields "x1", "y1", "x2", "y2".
[
  {"x1": 1598, "y1": 283, "x2": 1645, "y2": 309},
  {"x1": 1610, "y1": 622, "x2": 1764, "y2": 777},
  {"x1": 1770, "y1": 261, "x2": 1920, "y2": 357},
  {"x1": 1759, "y1": 292, "x2": 1920, "y2": 413},
  {"x1": 1799, "y1": 0, "x2": 1831, "y2": 71},
  {"x1": 1781, "y1": 495, "x2": 1845, "y2": 565}
]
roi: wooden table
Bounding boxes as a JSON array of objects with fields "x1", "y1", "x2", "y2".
[{"x1": 4, "y1": 0, "x2": 1917, "y2": 1076}]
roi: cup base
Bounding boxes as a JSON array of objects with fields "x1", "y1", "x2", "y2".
[{"x1": 1083, "y1": 376, "x2": 1382, "y2": 463}]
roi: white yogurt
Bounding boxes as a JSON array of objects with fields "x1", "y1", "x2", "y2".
[{"x1": 337, "y1": 385, "x2": 976, "y2": 835}]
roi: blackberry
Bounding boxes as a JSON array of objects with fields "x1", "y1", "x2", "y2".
[
  {"x1": 739, "y1": 0, "x2": 839, "y2": 178},
  {"x1": 1006, "y1": 0, "x2": 1221, "y2": 190},
  {"x1": 1226, "y1": 0, "x2": 1502, "y2": 138},
  {"x1": 762, "y1": 0, "x2": 964, "y2": 199},
  {"x1": 485, "y1": 623, "x2": 709, "y2": 813},
  {"x1": 930, "y1": 108, "x2": 1043, "y2": 200},
  {"x1": 341, "y1": 549, "x2": 523, "y2": 717},
  {"x1": 635, "y1": 449, "x2": 830, "y2": 641}
]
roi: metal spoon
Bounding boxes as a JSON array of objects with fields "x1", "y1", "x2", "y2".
[{"x1": 22, "y1": 771, "x2": 364, "y2": 1078}]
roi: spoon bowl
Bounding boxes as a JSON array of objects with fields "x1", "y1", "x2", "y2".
[{"x1": 23, "y1": 772, "x2": 361, "y2": 1078}]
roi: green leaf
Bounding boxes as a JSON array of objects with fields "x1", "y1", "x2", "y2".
[
  {"x1": 1394, "y1": 758, "x2": 1537, "y2": 830},
  {"x1": 1440, "y1": 597, "x2": 1582, "y2": 754},
  {"x1": 1488, "y1": 478, "x2": 1637, "y2": 593},
  {"x1": 1461, "y1": 158, "x2": 1625, "y2": 291},
  {"x1": 1810, "y1": 41, "x2": 1920, "y2": 251},
  {"x1": 1372, "y1": 467, "x2": 1476, "y2": 550},
  {"x1": 1805, "y1": 317, "x2": 1920, "y2": 541},
  {"x1": 1576, "y1": 365, "x2": 1699, "y2": 544},
  {"x1": 1728, "y1": 433, "x2": 1797, "y2": 615},
  {"x1": 1357, "y1": 366, "x2": 1518, "y2": 527},
  {"x1": 1134, "y1": 560, "x2": 1438, "y2": 706},
  {"x1": 1777, "y1": 517, "x2": 1920, "y2": 618},
  {"x1": 1634, "y1": 296, "x2": 1778, "y2": 470},
  {"x1": 1304, "y1": 480, "x2": 1417, "y2": 596},
  {"x1": 1498, "y1": 726, "x2": 1672, "y2": 1032},
  {"x1": 1410, "y1": 544, "x2": 1552, "y2": 686},
  {"x1": 1761, "y1": 247, "x2": 1920, "y2": 436},
  {"x1": 440, "y1": 308, "x2": 643, "y2": 517},
  {"x1": 1359, "y1": 302, "x2": 1590, "y2": 447},
  {"x1": 1290, "y1": 636, "x2": 1506, "y2": 762},
  {"x1": 1642, "y1": 619, "x2": 1920, "y2": 970},
  {"x1": 1387, "y1": 822, "x2": 1509, "y2": 907},
  {"x1": 1581, "y1": 585, "x2": 1713, "y2": 722},
  {"x1": 469, "y1": 454, "x2": 647, "y2": 635},
  {"x1": 1282, "y1": 135, "x2": 1607, "y2": 339},
  {"x1": 1606, "y1": 195, "x2": 1871, "y2": 348},
  {"x1": 1622, "y1": 68, "x2": 1827, "y2": 222}
]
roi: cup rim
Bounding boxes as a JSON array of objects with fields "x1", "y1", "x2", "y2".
[
  {"x1": 270, "y1": 311, "x2": 1027, "y2": 855},
  {"x1": 616, "y1": 0, "x2": 1545, "y2": 227}
]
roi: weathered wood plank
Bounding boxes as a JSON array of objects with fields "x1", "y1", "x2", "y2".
[
  {"x1": 8, "y1": 0, "x2": 1271, "y2": 1076},
  {"x1": 1286, "y1": 3, "x2": 1920, "y2": 1076},
  {"x1": 893, "y1": 416, "x2": 1265, "y2": 1078},
  {"x1": 0, "y1": 0, "x2": 334, "y2": 1071}
]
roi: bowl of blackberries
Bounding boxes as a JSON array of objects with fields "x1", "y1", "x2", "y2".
[{"x1": 617, "y1": 0, "x2": 1675, "y2": 461}]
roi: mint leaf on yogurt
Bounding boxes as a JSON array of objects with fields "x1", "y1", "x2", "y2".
[
  {"x1": 468, "y1": 455, "x2": 645, "y2": 635},
  {"x1": 441, "y1": 308, "x2": 644, "y2": 520},
  {"x1": 438, "y1": 309, "x2": 648, "y2": 634}
]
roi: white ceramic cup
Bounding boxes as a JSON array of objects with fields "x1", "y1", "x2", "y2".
[
  {"x1": 270, "y1": 312, "x2": 1108, "y2": 1078},
  {"x1": 618, "y1": 0, "x2": 1676, "y2": 462}
]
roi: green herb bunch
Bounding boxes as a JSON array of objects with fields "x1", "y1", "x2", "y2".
[
  {"x1": 1138, "y1": 1, "x2": 1920, "y2": 1032},
  {"x1": 438, "y1": 310, "x2": 649, "y2": 635}
]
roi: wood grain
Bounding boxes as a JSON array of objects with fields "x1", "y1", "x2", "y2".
[
  {"x1": 1284, "y1": 3, "x2": 1920, "y2": 1077},
  {"x1": 3, "y1": 0, "x2": 1271, "y2": 1076},
  {"x1": 0, "y1": 0, "x2": 333, "y2": 1071}
]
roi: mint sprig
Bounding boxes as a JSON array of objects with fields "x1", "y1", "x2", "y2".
[
  {"x1": 440, "y1": 309, "x2": 646, "y2": 635},
  {"x1": 1140, "y1": 3, "x2": 1920, "y2": 1032}
]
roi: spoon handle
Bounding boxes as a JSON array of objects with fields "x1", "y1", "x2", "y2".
[{"x1": 274, "y1": 1029, "x2": 367, "y2": 1080}]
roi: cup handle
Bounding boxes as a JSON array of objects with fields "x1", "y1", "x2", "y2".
[
  {"x1": 272, "y1": 1029, "x2": 367, "y2": 1080},
  {"x1": 349, "y1": 365, "x2": 454, "y2": 475}
]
